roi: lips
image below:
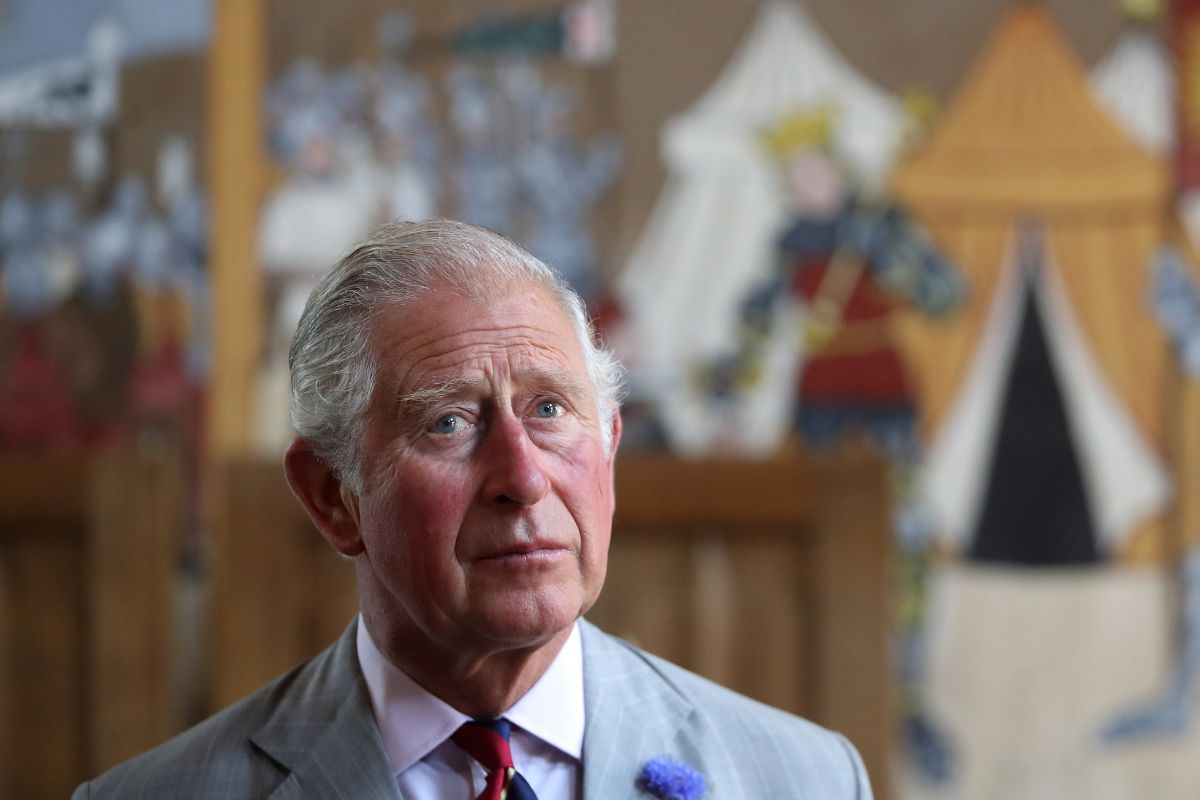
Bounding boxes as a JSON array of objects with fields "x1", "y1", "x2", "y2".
[{"x1": 477, "y1": 540, "x2": 569, "y2": 561}]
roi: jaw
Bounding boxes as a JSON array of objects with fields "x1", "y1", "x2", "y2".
[{"x1": 357, "y1": 573, "x2": 579, "y2": 717}]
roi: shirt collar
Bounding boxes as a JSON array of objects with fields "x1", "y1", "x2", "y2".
[
  {"x1": 356, "y1": 616, "x2": 585, "y2": 775},
  {"x1": 504, "y1": 621, "x2": 585, "y2": 759}
]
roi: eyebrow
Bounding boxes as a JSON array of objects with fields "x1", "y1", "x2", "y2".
[
  {"x1": 394, "y1": 378, "x2": 476, "y2": 418},
  {"x1": 392, "y1": 368, "x2": 591, "y2": 417},
  {"x1": 523, "y1": 367, "x2": 590, "y2": 402}
]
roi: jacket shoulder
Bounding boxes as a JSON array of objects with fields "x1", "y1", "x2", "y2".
[
  {"x1": 74, "y1": 640, "x2": 343, "y2": 799},
  {"x1": 581, "y1": 622, "x2": 872, "y2": 798}
]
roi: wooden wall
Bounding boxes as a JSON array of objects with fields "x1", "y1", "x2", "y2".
[
  {"x1": 209, "y1": 449, "x2": 893, "y2": 796},
  {"x1": 0, "y1": 447, "x2": 891, "y2": 797},
  {"x1": 207, "y1": 457, "x2": 358, "y2": 706},
  {"x1": 0, "y1": 454, "x2": 181, "y2": 800},
  {"x1": 592, "y1": 452, "x2": 893, "y2": 797}
]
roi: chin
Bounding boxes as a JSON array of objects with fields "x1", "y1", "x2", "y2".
[{"x1": 469, "y1": 591, "x2": 583, "y2": 649}]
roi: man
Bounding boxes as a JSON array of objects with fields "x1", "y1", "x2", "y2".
[{"x1": 75, "y1": 220, "x2": 872, "y2": 798}]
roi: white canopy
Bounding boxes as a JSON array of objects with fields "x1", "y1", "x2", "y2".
[
  {"x1": 1090, "y1": 25, "x2": 1173, "y2": 157},
  {"x1": 616, "y1": 0, "x2": 905, "y2": 455}
]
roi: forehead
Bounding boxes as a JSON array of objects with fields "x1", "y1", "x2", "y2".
[{"x1": 368, "y1": 282, "x2": 587, "y2": 391}]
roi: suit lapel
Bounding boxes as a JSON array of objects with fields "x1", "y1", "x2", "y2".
[
  {"x1": 251, "y1": 620, "x2": 400, "y2": 800},
  {"x1": 248, "y1": 619, "x2": 711, "y2": 799},
  {"x1": 579, "y1": 621, "x2": 703, "y2": 799}
]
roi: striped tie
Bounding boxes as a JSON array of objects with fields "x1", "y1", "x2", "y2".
[{"x1": 451, "y1": 718, "x2": 539, "y2": 800}]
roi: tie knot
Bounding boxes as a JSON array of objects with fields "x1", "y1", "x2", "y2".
[
  {"x1": 452, "y1": 718, "x2": 514, "y2": 771},
  {"x1": 468, "y1": 718, "x2": 512, "y2": 740},
  {"x1": 451, "y1": 719, "x2": 539, "y2": 800}
]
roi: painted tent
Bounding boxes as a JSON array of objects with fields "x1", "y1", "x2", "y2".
[
  {"x1": 888, "y1": 9, "x2": 1200, "y2": 796},
  {"x1": 616, "y1": 0, "x2": 905, "y2": 455},
  {"x1": 891, "y1": 6, "x2": 1175, "y2": 562}
]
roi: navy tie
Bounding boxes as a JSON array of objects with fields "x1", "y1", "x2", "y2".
[{"x1": 451, "y1": 718, "x2": 539, "y2": 800}]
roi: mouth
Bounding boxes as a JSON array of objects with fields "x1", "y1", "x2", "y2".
[{"x1": 476, "y1": 541, "x2": 570, "y2": 566}]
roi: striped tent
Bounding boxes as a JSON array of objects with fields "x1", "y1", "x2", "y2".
[{"x1": 891, "y1": 5, "x2": 1176, "y2": 561}]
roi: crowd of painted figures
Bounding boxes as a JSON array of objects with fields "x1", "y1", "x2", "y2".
[
  {"x1": 253, "y1": 21, "x2": 620, "y2": 452},
  {"x1": 0, "y1": 139, "x2": 207, "y2": 452}
]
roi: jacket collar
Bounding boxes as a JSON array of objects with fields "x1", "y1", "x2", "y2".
[
  {"x1": 250, "y1": 620, "x2": 400, "y2": 799},
  {"x1": 579, "y1": 619, "x2": 700, "y2": 798},
  {"x1": 249, "y1": 618, "x2": 702, "y2": 800}
]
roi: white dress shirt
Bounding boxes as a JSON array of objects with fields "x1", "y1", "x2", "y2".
[{"x1": 356, "y1": 617, "x2": 585, "y2": 799}]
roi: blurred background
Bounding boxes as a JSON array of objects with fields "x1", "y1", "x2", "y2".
[{"x1": 2, "y1": 0, "x2": 1200, "y2": 797}]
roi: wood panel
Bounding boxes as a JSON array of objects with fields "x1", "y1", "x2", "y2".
[
  {"x1": 1, "y1": 527, "x2": 86, "y2": 799},
  {"x1": 0, "y1": 454, "x2": 179, "y2": 799},
  {"x1": 810, "y1": 450, "x2": 893, "y2": 799},
  {"x1": 592, "y1": 450, "x2": 891, "y2": 798},
  {"x1": 87, "y1": 455, "x2": 182, "y2": 769},
  {"x1": 208, "y1": 459, "x2": 357, "y2": 709}
]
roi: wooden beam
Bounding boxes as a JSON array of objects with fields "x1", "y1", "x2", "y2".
[
  {"x1": 207, "y1": 0, "x2": 266, "y2": 457},
  {"x1": 613, "y1": 454, "x2": 811, "y2": 526},
  {"x1": 0, "y1": 457, "x2": 86, "y2": 523}
]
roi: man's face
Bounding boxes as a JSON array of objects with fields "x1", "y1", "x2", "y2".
[{"x1": 349, "y1": 281, "x2": 618, "y2": 656}]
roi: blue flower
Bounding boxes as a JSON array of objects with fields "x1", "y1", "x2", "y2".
[{"x1": 637, "y1": 755, "x2": 707, "y2": 800}]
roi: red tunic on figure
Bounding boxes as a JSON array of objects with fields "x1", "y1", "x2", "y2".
[
  {"x1": 0, "y1": 325, "x2": 83, "y2": 450},
  {"x1": 792, "y1": 253, "x2": 913, "y2": 410}
]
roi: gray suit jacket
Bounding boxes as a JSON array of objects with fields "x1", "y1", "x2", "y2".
[{"x1": 75, "y1": 619, "x2": 871, "y2": 799}]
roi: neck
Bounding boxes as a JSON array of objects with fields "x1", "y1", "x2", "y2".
[{"x1": 360, "y1": 609, "x2": 573, "y2": 718}]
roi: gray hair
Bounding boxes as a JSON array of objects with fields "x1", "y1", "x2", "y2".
[{"x1": 289, "y1": 219, "x2": 624, "y2": 488}]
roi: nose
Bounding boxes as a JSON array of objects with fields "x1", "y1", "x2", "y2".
[{"x1": 478, "y1": 414, "x2": 551, "y2": 507}]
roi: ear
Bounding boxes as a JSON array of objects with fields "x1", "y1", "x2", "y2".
[
  {"x1": 606, "y1": 407, "x2": 623, "y2": 469},
  {"x1": 603, "y1": 408, "x2": 623, "y2": 508},
  {"x1": 283, "y1": 438, "x2": 365, "y2": 557}
]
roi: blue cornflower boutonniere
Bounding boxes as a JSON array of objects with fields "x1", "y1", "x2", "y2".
[{"x1": 637, "y1": 755, "x2": 707, "y2": 800}]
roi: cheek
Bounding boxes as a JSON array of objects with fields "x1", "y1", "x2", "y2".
[
  {"x1": 559, "y1": 447, "x2": 613, "y2": 607},
  {"x1": 365, "y1": 461, "x2": 475, "y2": 566},
  {"x1": 557, "y1": 440, "x2": 615, "y2": 548}
]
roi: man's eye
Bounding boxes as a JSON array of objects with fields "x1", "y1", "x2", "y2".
[
  {"x1": 433, "y1": 414, "x2": 465, "y2": 434},
  {"x1": 535, "y1": 401, "x2": 564, "y2": 419}
]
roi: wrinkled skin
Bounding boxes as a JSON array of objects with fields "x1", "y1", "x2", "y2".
[{"x1": 286, "y1": 281, "x2": 620, "y2": 714}]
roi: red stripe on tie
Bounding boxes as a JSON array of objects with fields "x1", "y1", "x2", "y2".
[{"x1": 452, "y1": 720, "x2": 514, "y2": 800}]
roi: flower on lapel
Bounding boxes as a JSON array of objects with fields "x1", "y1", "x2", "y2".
[{"x1": 637, "y1": 755, "x2": 707, "y2": 800}]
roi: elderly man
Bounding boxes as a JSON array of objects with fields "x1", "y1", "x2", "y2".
[{"x1": 75, "y1": 220, "x2": 871, "y2": 799}]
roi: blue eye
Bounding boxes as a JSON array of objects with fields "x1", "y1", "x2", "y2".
[
  {"x1": 433, "y1": 414, "x2": 464, "y2": 434},
  {"x1": 535, "y1": 401, "x2": 564, "y2": 418}
]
